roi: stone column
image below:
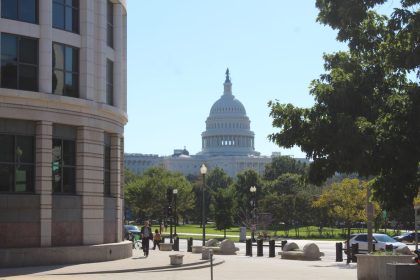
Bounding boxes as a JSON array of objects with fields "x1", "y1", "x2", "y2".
[
  {"x1": 113, "y1": 4, "x2": 123, "y2": 109},
  {"x1": 35, "y1": 121, "x2": 52, "y2": 247},
  {"x1": 111, "y1": 134, "x2": 122, "y2": 241},
  {"x1": 95, "y1": 1, "x2": 106, "y2": 103},
  {"x1": 39, "y1": 0, "x2": 52, "y2": 94},
  {"x1": 79, "y1": 0, "x2": 95, "y2": 100},
  {"x1": 76, "y1": 126, "x2": 104, "y2": 245},
  {"x1": 119, "y1": 136, "x2": 125, "y2": 241},
  {"x1": 122, "y1": 12, "x2": 127, "y2": 112}
]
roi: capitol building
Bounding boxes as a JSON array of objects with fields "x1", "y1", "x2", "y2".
[{"x1": 125, "y1": 69, "x2": 273, "y2": 177}]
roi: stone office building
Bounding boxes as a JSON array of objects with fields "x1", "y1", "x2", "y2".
[{"x1": 0, "y1": 0, "x2": 129, "y2": 266}]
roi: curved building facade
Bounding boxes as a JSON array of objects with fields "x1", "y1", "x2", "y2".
[{"x1": 0, "y1": 0, "x2": 130, "y2": 266}]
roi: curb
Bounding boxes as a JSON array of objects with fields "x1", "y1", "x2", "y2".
[{"x1": 47, "y1": 259, "x2": 226, "y2": 275}]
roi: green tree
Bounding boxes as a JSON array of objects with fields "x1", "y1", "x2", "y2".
[
  {"x1": 233, "y1": 169, "x2": 262, "y2": 225},
  {"x1": 263, "y1": 156, "x2": 307, "y2": 180},
  {"x1": 269, "y1": 0, "x2": 420, "y2": 209},
  {"x1": 205, "y1": 167, "x2": 233, "y2": 221},
  {"x1": 206, "y1": 167, "x2": 233, "y2": 194},
  {"x1": 214, "y1": 188, "x2": 235, "y2": 238},
  {"x1": 268, "y1": 173, "x2": 305, "y2": 195},
  {"x1": 124, "y1": 166, "x2": 195, "y2": 222},
  {"x1": 313, "y1": 178, "x2": 380, "y2": 239}
]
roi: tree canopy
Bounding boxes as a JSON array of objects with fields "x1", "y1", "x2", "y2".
[
  {"x1": 269, "y1": 0, "x2": 420, "y2": 209},
  {"x1": 124, "y1": 166, "x2": 195, "y2": 221}
]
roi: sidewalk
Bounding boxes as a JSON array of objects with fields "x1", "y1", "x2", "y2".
[{"x1": 0, "y1": 243, "x2": 357, "y2": 280}]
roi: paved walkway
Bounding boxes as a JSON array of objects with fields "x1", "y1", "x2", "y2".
[{"x1": 0, "y1": 242, "x2": 357, "y2": 280}]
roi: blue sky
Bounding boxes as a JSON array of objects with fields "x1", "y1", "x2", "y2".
[{"x1": 125, "y1": 1, "x2": 351, "y2": 158}]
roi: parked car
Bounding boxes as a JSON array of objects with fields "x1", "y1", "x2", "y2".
[
  {"x1": 124, "y1": 225, "x2": 141, "y2": 240},
  {"x1": 344, "y1": 233, "x2": 408, "y2": 252},
  {"x1": 393, "y1": 231, "x2": 418, "y2": 243}
]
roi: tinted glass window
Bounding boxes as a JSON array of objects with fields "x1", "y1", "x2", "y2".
[
  {"x1": 0, "y1": 133, "x2": 34, "y2": 192},
  {"x1": 1, "y1": 0, "x2": 37, "y2": 24},
  {"x1": 1, "y1": 33, "x2": 38, "y2": 91},
  {"x1": 52, "y1": 43, "x2": 78, "y2": 97},
  {"x1": 0, "y1": 134, "x2": 14, "y2": 162},
  {"x1": 355, "y1": 235, "x2": 367, "y2": 242},
  {"x1": 52, "y1": 137, "x2": 76, "y2": 193},
  {"x1": 16, "y1": 136, "x2": 34, "y2": 163},
  {"x1": 0, "y1": 164, "x2": 14, "y2": 192},
  {"x1": 15, "y1": 165, "x2": 34, "y2": 192},
  {"x1": 107, "y1": 1, "x2": 113, "y2": 48},
  {"x1": 52, "y1": 0, "x2": 79, "y2": 33},
  {"x1": 1, "y1": 33, "x2": 17, "y2": 58},
  {"x1": 63, "y1": 140, "x2": 75, "y2": 165},
  {"x1": 52, "y1": 44, "x2": 64, "y2": 69},
  {"x1": 1, "y1": 0, "x2": 18, "y2": 19},
  {"x1": 106, "y1": 60, "x2": 113, "y2": 105},
  {"x1": 19, "y1": 64, "x2": 38, "y2": 91},
  {"x1": 20, "y1": 37, "x2": 38, "y2": 64},
  {"x1": 52, "y1": 1, "x2": 64, "y2": 29},
  {"x1": 62, "y1": 167, "x2": 75, "y2": 193},
  {"x1": 20, "y1": 0, "x2": 37, "y2": 23}
]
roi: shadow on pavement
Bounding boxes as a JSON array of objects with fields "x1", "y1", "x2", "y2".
[
  {"x1": 47, "y1": 259, "x2": 225, "y2": 275},
  {"x1": 311, "y1": 263, "x2": 357, "y2": 270},
  {"x1": 0, "y1": 264, "x2": 67, "y2": 278}
]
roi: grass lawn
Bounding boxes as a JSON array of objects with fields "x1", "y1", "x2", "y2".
[{"x1": 139, "y1": 223, "x2": 394, "y2": 242}]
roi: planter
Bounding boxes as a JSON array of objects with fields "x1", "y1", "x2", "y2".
[
  {"x1": 169, "y1": 254, "x2": 184, "y2": 265},
  {"x1": 357, "y1": 254, "x2": 413, "y2": 280}
]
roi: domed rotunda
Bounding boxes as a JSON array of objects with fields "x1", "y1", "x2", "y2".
[{"x1": 200, "y1": 69, "x2": 259, "y2": 156}]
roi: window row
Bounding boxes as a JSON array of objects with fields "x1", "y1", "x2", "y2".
[
  {"x1": 0, "y1": 33, "x2": 114, "y2": 105},
  {"x1": 1, "y1": 0, "x2": 114, "y2": 47},
  {"x1": 0, "y1": 132, "x2": 112, "y2": 195}
]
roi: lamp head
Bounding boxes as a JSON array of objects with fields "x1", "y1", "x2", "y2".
[{"x1": 200, "y1": 163, "x2": 207, "y2": 175}]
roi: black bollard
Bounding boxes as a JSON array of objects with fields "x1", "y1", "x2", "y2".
[
  {"x1": 269, "y1": 240, "x2": 275, "y2": 257},
  {"x1": 257, "y1": 239, "x2": 263, "y2": 257},
  {"x1": 246, "y1": 238, "x2": 252, "y2": 256},
  {"x1": 385, "y1": 244, "x2": 392, "y2": 252},
  {"x1": 162, "y1": 237, "x2": 165, "y2": 243},
  {"x1": 336, "y1": 242, "x2": 343, "y2": 262},
  {"x1": 281, "y1": 240, "x2": 287, "y2": 251},
  {"x1": 187, "y1": 237, "x2": 193, "y2": 252},
  {"x1": 351, "y1": 243, "x2": 358, "y2": 263},
  {"x1": 173, "y1": 236, "x2": 179, "y2": 251}
]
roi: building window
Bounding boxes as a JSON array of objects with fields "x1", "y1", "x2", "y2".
[
  {"x1": 106, "y1": 59, "x2": 114, "y2": 105},
  {"x1": 0, "y1": 134, "x2": 35, "y2": 193},
  {"x1": 1, "y1": 0, "x2": 38, "y2": 23},
  {"x1": 1, "y1": 33, "x2": 38, "y2": 92},
  {"x1": 52, "y1": 0, "x2": 79, "y2": 33},
  {"x1": 104, "y1": 133, "x2": 111, "y2": 196},
  {"x1": 107, "y1": 1, "x2": 113, "y2": 48},
  {"x1": 52, "y1": 43, "x2": 79, "y2": 97},
  {"x1": 52, "y1": 138, "x2": 76, "y2": 193}
]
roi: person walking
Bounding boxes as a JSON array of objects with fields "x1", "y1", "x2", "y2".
[
  {"x1": 152, "y1": 229, "x2": 161, "y2": 250},
  {"x1": 140, "y1": 220, "x2": 152, "y2": 257}
]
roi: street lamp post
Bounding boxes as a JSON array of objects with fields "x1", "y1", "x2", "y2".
[
  {"x1": 250, "y1": 186, "x2": 257, "y2": 242},
  {"x1": 200, "y1": 163, "x2": 207, "y2": 246},
  {"x1": 173, "y1": 188, "x2": 178, "y2": 235}
]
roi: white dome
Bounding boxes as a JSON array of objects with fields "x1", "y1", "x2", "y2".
[
  {"x1": 199, "y1": 69, "x2": 258, "y2": 156},
  {"x1": 209, "y1": 94, "x2": 246, "y2": 116}
]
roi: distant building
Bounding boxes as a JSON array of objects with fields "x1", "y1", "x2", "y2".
[{"x1": 125, "y1": 69, "x2": 273, "y2": 177}]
